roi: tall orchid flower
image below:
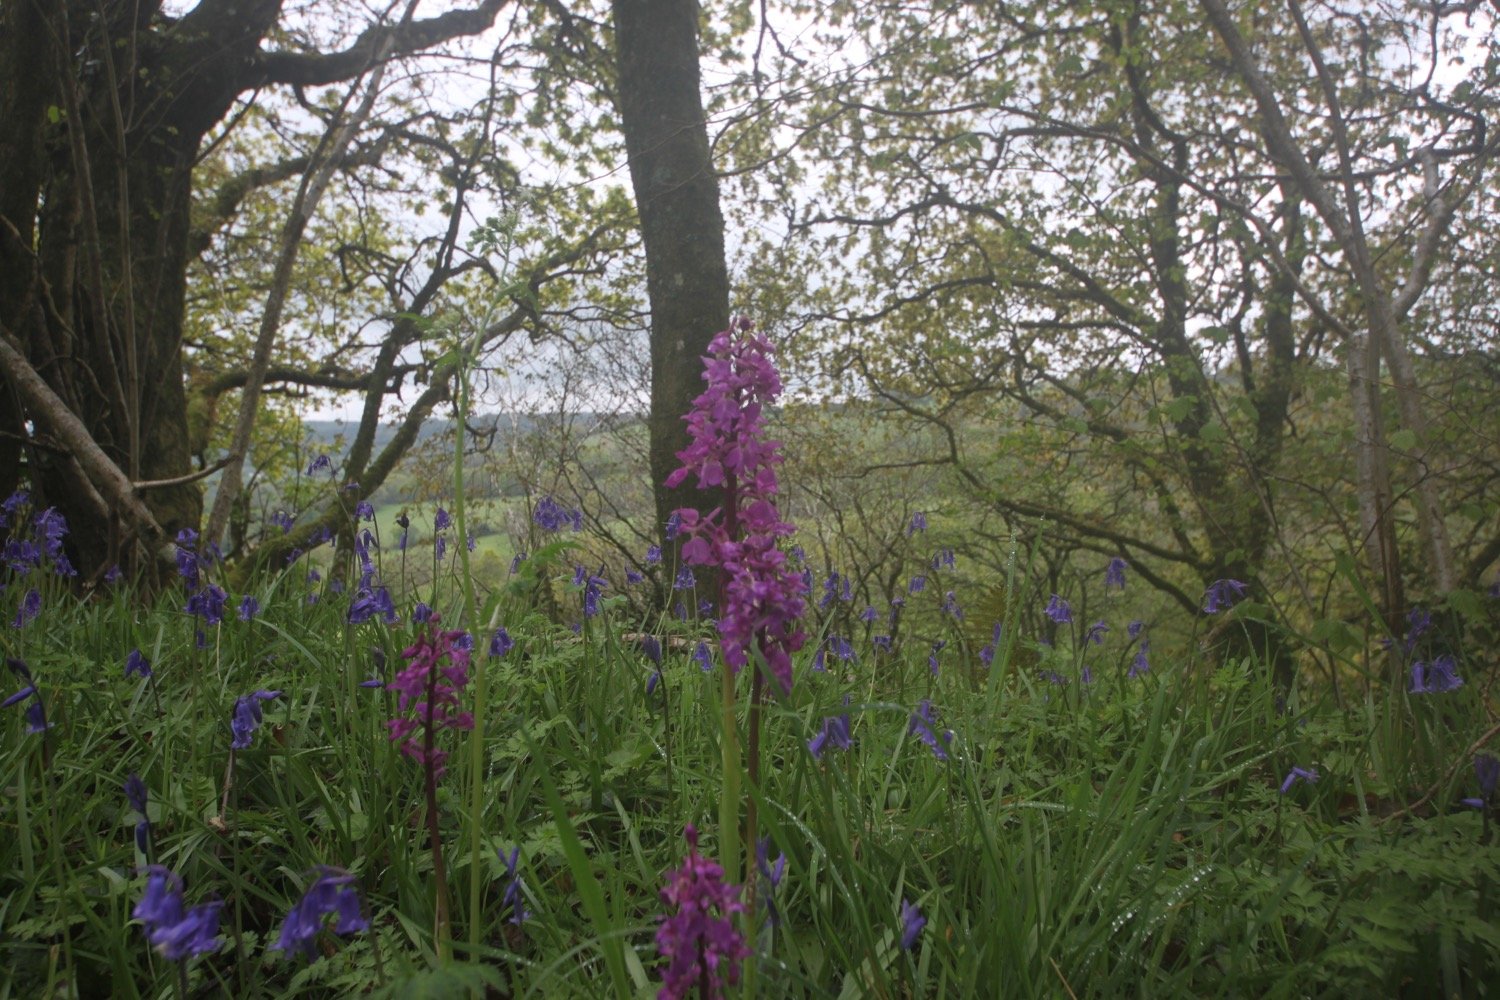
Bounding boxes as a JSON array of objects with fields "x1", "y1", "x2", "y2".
[{"x1": 666, "y1": 318, "x2": 807, "y2": 694}]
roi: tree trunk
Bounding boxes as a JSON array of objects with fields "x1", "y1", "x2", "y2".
[{"x1": 611, "y1": 0, "x2": 731, "y2": 543}]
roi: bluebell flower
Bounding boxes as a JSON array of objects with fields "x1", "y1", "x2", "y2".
[
  {"x1": 125, "y1": 649, "x2": 152, "y2": 679},
  {"x1": 928, "y1": 639, "x2": 945, "y2": 676},
  {"x1": 1410, "y1": 654, "x2": 1464, "y2": 694},
  {"x1": 907, "y1": 512, "x2": 927, "y2": 535},
  {"x1": 2, "y1": 684, "x2": 37, "y2": 709},
  {"x1": 1105, "y1": 557, "x2": 1128, "y2": 590},
  {"x1": 693, "y1": 642, "x2": 713, "y2": 672},
  {"x1": 133, "y1": 867, "x2": 222, "y2": 960},
  {"x1": 1084, "y1": 620, "x2": 1109, "y2": 645},
  {"x1": 271, "y1": 510, "x2": 294, "y2": 534},
  {"x1": 873, "y1": 634, "x2": 892, "y2": 653},
  {"x1": 355, "y1": 501, "x2": 374, "y2": 521},
  {"x1": 489, "y1": 627, "x2": 514, "y2": 658},
  {"x1": 626, "y1": 568, "x2": 644, "y2": 585},
  {"x1": 859, "y1": 605, "x2": 878, "y2": 622},
  {"x1": 271, "y1": 867, "x2": 369, "y2": 961},
  {"x1": 533, "y1": 496, "x2": 577, "y2": 532},
  {"x1": 413, "y1": 602, "x2": 433, "y2": 624},
  {"x1": 237, "y1": 595, "x2": 260, "y2": 622},
  {"x1": 1279, "y1": 766, "x2": 1318, "y2": 795},
  {"x1": 908, "y1": 575, "x2": 926, "y2": 594},
  {"x1": 435, "y1": 533, "x2": 447, "y2": 563},
  {"x1": 931, "y1": 547, "x2": 955, "y2": 570},
  {"x1": 664, "y1": 511, "x2": 681, "y2": 542},
  {"x1": 899, "y1": 898, "x2": 925, "y2": 950},
  {"x1": 500, "y1": 847, "x2": 530, "y2": 925},
  {"x1": 646, "y1": 544, "x2": 662, "y2": 565},
  {"x1": 307, "y1": 454, "x2": 333, "y2": 476},
  {"x1": 185, "y1": 584, "x2": 227, "y2": 626},
  {"x1": 1044, "y1": 594, "x2": 1072, "y2": 624},
  {"x1": 104, "y1": 563, "x2": 123, "y2": 584},
  {"x1": 12, "y1": 588, "x2": 41, "y2": 628},
  {"x1": 1127, "y1": 619, "x2": 1145, "y2": 638},
  {"x1": 808, "y1": 702, "x2": 852, "y2": 760},
  {"x1": 909, "y1": 700, "x2": 951, "y2": 760},
  {"x1": 1129, "y1": 641, "x2": 1151, "y2": 678},
  {"x1": 125, "y1": 774, "x2": 151, "y2": 852},
  {"x1": 1202, "y1": 579, "x2": 1248, "y2": 614},
  {"x1": 673, "y1": 566, "x2": 696, "y2": 591},
  {"x1": 643, "y1": 635, "x2": 663, "y2": 666},
  {"x1": 348, "y1": 586, "x2": 397, "y2": 625},
  {"x1": 646, "y1": 670, "x2": 662, "y2": 696},
  {"x1": 941, "y1": 590, "x2": 962, "y2": 620},
  {"x1": 756, "y1": 837, "x2": 787, "y2": 928},
  {"x1": 230, "y1": 690, "x2": 281, "y2": 749}
]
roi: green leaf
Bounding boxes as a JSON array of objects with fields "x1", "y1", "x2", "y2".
[
  {"x1": 1388, "y1": 428, "x2": 1417, "y2": 451},
  {"x1": 368, "y1": 962, "x2": 504, "y2": 999}
]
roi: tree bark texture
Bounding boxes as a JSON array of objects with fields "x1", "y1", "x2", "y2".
[
  {"x1": 0, "y1": 0, "x2": 504, "y2": 580},
  {"x1": 612, "y1": 0, "x2": 731, "y2": 543}
]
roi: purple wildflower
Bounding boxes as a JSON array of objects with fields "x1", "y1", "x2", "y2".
[
  {"x1": 133, "y1": 867, "x2": 222, "y2": 960},
  {"x1": 673, "y1": 565, "x2": 696, "y2": 591},
  {"x1": 1044, "y1": 594, "x2": 1072, "y2": 624},
  {"x1": 185, "y1": 584, "x2": 228, "y2": 627},
  {"x1": 237, "y1": 595, "x2": 260, "y2": 622},
  {"x1": 859, "y1": 605, "x2": 878, "y2": 623},
  {"x1": 104, "y1": 563, "x2": 123, "y2": 584},
  {"x1": 533, "y1": 496, "x2": 578, "y2": 532},
  {"x1": 1129, "y1": 641, "x2": 1151, "y2": 678},
  {"x1": 929, "y1": 639, "x2": 945, "y2": 676},
  {"x1": 908, "y1": 511, "x2": 927, "y2": 535},
  {"x1": 125, "y1": 649, "x2": 152, "y2": 679},
  {"x1": 693, "y1": 642, "x2": 713, "y2": 672},
  {"x1": 899, "y1": 898, "x2": 926, "y2": 950},
  {"x1": 125, "y1": 774, "x2": 151, "y2": 852},
  {"x1": 1410, "y1": 654, "x2": 1464, "y2": 694},
  {"x1": 348, "y1": 586, "x2": 398, "y2": 625},
  {"x1": 271, "y1": 510, "x2": 294, "y2": 534},
  {"x1": 1105, "y1": 557, "x2": 1128, "y2": 591},
  {"x1": 756, "y1": 837, "x2": 787, "y2": 928},
  {"x1": 489, "y1": 627, "x2": 514, "y2": 658},
  {"x1": 908, "y1": 575, "x2": 927, "y2": 594},
  {"x1": 807, "y1": 704, "x2": 853, "y2": 760},
  {"x1": 12, "y1": 588, "x2": 41, "y2": 628},
  {"x1": 1084, "y1": 620, "x2": 1109, "y2": 645},
  {"x1": 386, "y1": 621, "x2": 473, "y2": 778},
  {"x1": 307, "y1": 454, "x2": 333, "y2": 476},
  {"x1": 1127, "y1": 619, "x2": 1145, "y2": 638},
  {"x1": 665, "y1": 511, "x2": 682, "y2": 542},
  {"x1": 909, "y1": 700, "x2": 952, "y2": 761},
  {"x1": 655, "y1": 825, "x2": 749, "y2": 1000},
  {"x1": 271, "y1": 867, "x2": 369, "y2": 961},
  {"x1": 941, "y1": 590, "x2": 962, "y2": 620},
  {"x1": 230, "y1": 690, "x2": 281, "y2": 749},
  {"x1": 643, "y1": 635, "x2": 663, "y2": 666},
  {"x1": 665, "y1": 319, "x2": 808, "y2": 694},
  {"x1": 1279, "y1": 766, "x2": 1319, "y2": 795},
  {"x1": 1202, "y1": 578, "x2": 1248, "y2": 614},
  {"x1": 501, "y1": 847, "x2": 530, "y2": 925}
]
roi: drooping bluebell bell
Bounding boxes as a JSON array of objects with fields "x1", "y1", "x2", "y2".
[
  {"x1": 807, "y1": 701, "x2": 852, "y2": 761},
  {"x1": 237, "y1": 595, "x2": 260, "y2": 622},
  {"x1": 413, "y1": 602, "x2": 433, "y2": 624},
  {"x1": 1202, "y1": 579, "x2": 1248, "y2": 614},
  {"x1": 693, "y1": 641, "x2": 713, "y2": 672},
  {"x1": 1410, "y1": 655, "x2": 1464, "y2": 694},
  {"x1": 533, "y1": 496, "x2": 578, "y2": 533},
  {"x1": 489, "y1": 627, "x2": 514, "y2": 658},
  {"x1": 928, "y1": 639, "x2": 945, "y2": 676},
  {"x1": 873, "y1": 634, "x2": 892, "y2": 653},
  {"x1": 307, "y1": 454, "x2": 333, "y2": 476},
  {"x1": 1105, "y1": 557, "x2": 1128, "y2": 591},
  {"x1": 12, "y1": 588, "x2": 41, "y2": 628},
  {"x1": 899, "y1": 898, "x2": 926, "y2": 950},
  {"x1": 664, "y1": 511, "x2": 682, "y2": 542},
  {"x1": 1129, "y1": 640, "x2": 1151, "y2": 678},
  {"x1": 2, "y1": 684, "x2": 37, "y2": 709},
  {"x1": 756, "y1": 837, "x2": 787, "y2": 928},
  {"x1": 185, "y1": 584, "x2": 228, "y2": 627},
  {"x1": 859, "y1": 605, "x2": 878, "y2": 623},
  {"x1": 348, "y1": 586, "x2": 397, "y2": 625},
  {"x1": 133, "y1": 867, "x2": 222, "y2": 960},
  {"x1": 104, "y1": 563, "x2": 123, "y2": 584},
  {"x1": 907, "y1": 512, "x2": 927, "y2": 536},
  {"x1": 500, "y1": 847, "x2": 531, "y2": 925},
  {"x1": 626, "y1": 568, "x2": 644, "y2": 585},
  {"x1": 941, "y1": 590, "x2": 962, "y2": 620},
  {"x1": 931, "y1": 547, "x2": 955, "y2": 571},
  {"x1": 909, "y1": 700, "x2": 951, "y2": 760},
  {"x1": 673, "y1": 565, "x2": 696, "y2": 591},
  {"x1": 1044, "y1": 594, "x2": 1072, "y2": 624},
  {"x1": 271, "y1": 510, "x2": 294, "y2": 534},
  {"x1": 1279, "y1": 766, "x2": 1318, "y2": 795},
  {"x1": 979, "y1": 622, "x2": 1003, "y2": 667},
  {"x1": 270, "y1": 867, "x2": 369, "y2": 961},
  {"x1": 643, "y1": 635, "x2": 663, "y2": 666},
  {"x1": 1084, "y1": 620, "x2": 1109, "y2": 645},
  {"x1": 125, "y1": 649, "x2": 152, "y2": 679},
  {"x1": 125, "y1": 774, "x2": 151, "y2": 852},
  {"x1": 230, "y1": 690, "x2": 281, "y2": 749},
  {"x1": 355, "y1": 501, "x2": 375, "y2": 521},
  {"x1": 908, "y1": 575, "x2": 927, "y2": 594}
]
